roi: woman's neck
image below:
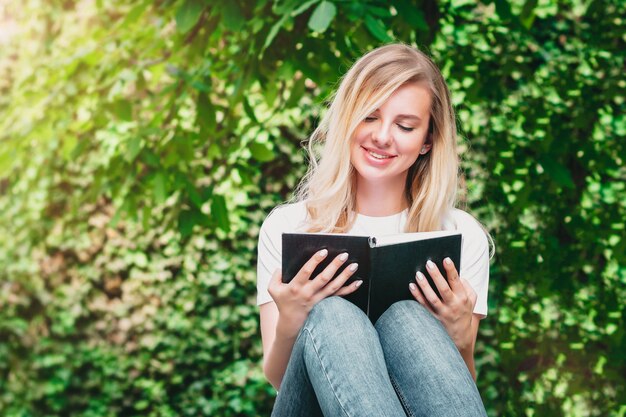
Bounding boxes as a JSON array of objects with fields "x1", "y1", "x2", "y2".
[{"x1": 355, "y1": 177, "x2": 408, "y2": 217}]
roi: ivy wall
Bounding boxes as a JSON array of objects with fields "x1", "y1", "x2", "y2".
[{"x1": 0, "y1": 0, "x2": 624, "y2": 415}]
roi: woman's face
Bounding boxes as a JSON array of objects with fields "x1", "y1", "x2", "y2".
[{"x1": 350, "y1": 82, "x2": 432, "y2": 189}]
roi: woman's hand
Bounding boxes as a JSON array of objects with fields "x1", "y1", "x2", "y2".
[
  {"x1": 268, "y1": 249, "x2": 362, "y2": 339},
  {"x1": 409, "y1": 257, "x2": 477, "y2": 352}
]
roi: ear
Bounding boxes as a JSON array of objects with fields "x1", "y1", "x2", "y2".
[{"x1": 420, "y1": 135, "x2": 433, "y2": 155}]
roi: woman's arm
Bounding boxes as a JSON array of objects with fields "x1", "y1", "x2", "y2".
[
  {"x1": 409, "y1": 258, "x2": 481, "y2": 380},
  {"x1": 260, "y1": 301, "x2": 297, "y2": 389},
  {"x1": 260, "y1": 256, "x2": 362, "y2": 390},
  {"x1": 458, "y1": 313, "x2": 481, "y2": 380}
]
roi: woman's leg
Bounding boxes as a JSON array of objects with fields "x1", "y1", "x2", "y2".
[
  {"x1": 375, "y1": 300, "x2": 488, "y2": 417},
  {"x1": 272, "y1": 296, "x2": 406, "y2": 417},
  {"x1": 270, "y1": 324, "x2": 323, "y2": 417}
]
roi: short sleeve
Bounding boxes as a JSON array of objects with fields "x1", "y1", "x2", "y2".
[
  {"x1": 448, "y1": 210, "x2": 490, "y2": 318},
  {"x1": 256, "y1": 202, "x2": 309, "y2": 306},
  {"x1": 256, "y1": 210, "x2": 283, "y2": 306}
]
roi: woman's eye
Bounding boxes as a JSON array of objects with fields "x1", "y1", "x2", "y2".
[
  {"x1": 364, "y1": 116, "x2": 377, "y2": 122},
  {"x1": 397, "y1": 124, "x2": 414, "y2": 132}
]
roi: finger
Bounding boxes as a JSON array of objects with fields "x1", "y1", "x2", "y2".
[
  {"x1": 415, "y1": 270, "x2": 444, "y2": 312},
  {"x1": 409, "y1": 282, "x2": 437, "y2": 315},
  {"x1": 461, "y1": 278, "x2": 478, "y2": 308},
  {"x1": 308, "y1": 252, "x2": 351, "y2": 292},
  {"x1": 292, "y1": 249, "x2": 329, "y2": 285},
  {"x1": 318, "y1": 262, "x2": 359, "y2": 297},
  {"x1": 268, "y1": 269, "x2": 283, "y2": 299},
  {"x1": 270, "y1": 268, "x2": 282, "y2": 285},
  {"x1": 334, "y1": 278, "x2": 363, "y2": 297},
  {"x1": 425, "y1": 260, "x2": 453, "y2": 303},
  {"x1": 442, "y1": 257, "x2": 465, "y2": 294}
]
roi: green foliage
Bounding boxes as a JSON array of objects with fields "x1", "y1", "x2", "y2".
[{"x1": 0, "y1": 0, "x2": 624, "y2": 416}]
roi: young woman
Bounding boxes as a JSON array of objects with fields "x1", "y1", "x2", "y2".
[{"x1": 257, "y1": 44, "x2": 490, "y2": 416}]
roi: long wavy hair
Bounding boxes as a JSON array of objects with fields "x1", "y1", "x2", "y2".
[{"x1": 293, "y1": 43, "x2": 460, "y2": 233}]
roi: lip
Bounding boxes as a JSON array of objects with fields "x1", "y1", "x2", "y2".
[
  {"x1": 361, "y1": 146, "x2": 397, "y2": 166},
  {"x1": 362, "y1": 146, "x2": 396, "y2": 157}
]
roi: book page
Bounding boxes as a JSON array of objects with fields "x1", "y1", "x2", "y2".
[{"x1": 372, "y1": 230, "x2": 460, "y2": 247}]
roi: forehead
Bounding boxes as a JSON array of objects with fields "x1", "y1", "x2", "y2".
[{"x1": 377, "y1": 82, "x2": 432, "y2": 116}]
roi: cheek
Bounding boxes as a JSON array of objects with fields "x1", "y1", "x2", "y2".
[
  {"x1": 352, "y1": 129, "x2": 364, "y2": 144},
  {"x1": 397, "y1": 138, "x2": 420, "y2": 153}
]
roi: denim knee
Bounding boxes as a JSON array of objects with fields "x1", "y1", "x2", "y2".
[
  {"x1": 377, "y1": 299, "x2": 442, "y2": 328},
  {"x1": 304, "y1": 296, "x2": 372, "y2": 338},
  {"x1": 375, "y1": 300, "x2": 450, "y2": 351}
]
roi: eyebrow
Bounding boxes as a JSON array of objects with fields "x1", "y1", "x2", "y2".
[
  {"x1": 396, "y1": 114, "x2": 422, "y2": 121},
  {"x1": 368, "y1": 111, "x2": 423, "y2": 122}
]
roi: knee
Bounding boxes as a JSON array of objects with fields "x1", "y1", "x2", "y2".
[
  {"x1": 305, "y1": 296, "x2": 371, "y2": 337},
  {"x1": 308, "y1": 296, "x2": 364, "y2": 322},
  {"x1": 375, "y1": 300, "x2": 448, "y2": 347},
  {"x1": 376, "y1": 300, "x2": 438, "y2": 328}
]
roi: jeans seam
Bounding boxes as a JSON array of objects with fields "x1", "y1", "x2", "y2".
[
  {"x1": 389, "y1": 372, "x2": 414, "y2": 417},
  {"x1": 303, "y1": 327, "x2": 351, "y2": 417}
]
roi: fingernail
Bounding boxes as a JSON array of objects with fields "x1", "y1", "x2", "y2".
[
  {"x1": 444, "y1": 257, "x2": 452, "y2": 266},
  {"x1": 416, "y1": 271, "x2": 425, "y2": 281},
  {"x1": 409, "y1": 283, "x2": 417, "y2": 291},
  {"x1": 349, "y1": 263, "x2": 358, "y2": 272},
  {"x1": 338, "y1": 252, "x2": 348, "y2": 261},
  {"x1": 355, "y1": 280, "x2": 363, "y2": 288},
  {"x1": 426, "y1": 260, "x2": 435, "y2": 270},
  {"x1": 318, "y1": 249, "x2": 328, "y2": 258}
]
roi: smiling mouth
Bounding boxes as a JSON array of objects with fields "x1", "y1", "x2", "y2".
[{"x1": 363, "y1": 147, "x2": 396, "y2": 160}]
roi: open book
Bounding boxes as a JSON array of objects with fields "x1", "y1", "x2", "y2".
[{"x1": 282, "y1": 231, "x2": 462, "y2": 323}]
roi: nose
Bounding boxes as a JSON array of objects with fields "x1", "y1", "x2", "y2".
[{"x1": 372, "y1": 122, "x2": 392, "y2": 147}]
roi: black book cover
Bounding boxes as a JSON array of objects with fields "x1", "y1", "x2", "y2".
[
  {"x1": 282, "y1": 233, "x2": 462, "y2": 323},
  {"x1": 281, "y1": 233, "x2": 371, "y2": 313}
]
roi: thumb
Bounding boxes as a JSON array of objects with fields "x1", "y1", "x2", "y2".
[
  {"x1": 271, "y1": 268, "x2": 282, "y2": 283},
  {"x1": 269, "y1": 268, "x2": 283, "y2": 289},
  {"x1": 461, "y1": 278, "x2": 478, "y2": 306}
]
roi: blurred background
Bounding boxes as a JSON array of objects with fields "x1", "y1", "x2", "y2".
[{"x1": 0, "y1": 0, "x2": 624, "y2": 416}]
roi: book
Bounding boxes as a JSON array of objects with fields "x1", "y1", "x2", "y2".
[{"x1": 282, "y1": 231, "x2": 462, "y2": 323}]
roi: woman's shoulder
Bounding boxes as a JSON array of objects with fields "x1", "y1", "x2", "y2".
[
  {"x1": 261, "y1": 200, "x2": 309, "y2": 232},
  {"x1": 443, "y1": 208, "x2": 488, "y2": 242}
]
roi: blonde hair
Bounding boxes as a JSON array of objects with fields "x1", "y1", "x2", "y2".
[{"x1": 293, "y1": 43, "x2": 459, "y2": 233}]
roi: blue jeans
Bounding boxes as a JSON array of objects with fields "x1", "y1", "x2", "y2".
[{"x1": 271, "y1": 297, "x2": 487, "y2": 417}]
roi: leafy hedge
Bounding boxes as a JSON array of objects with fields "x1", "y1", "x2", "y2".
[{"x1": 0, "y1": 0, "x2": 624, "y2": 416}]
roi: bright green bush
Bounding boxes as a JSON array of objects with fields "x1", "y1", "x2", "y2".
[{"x1": 0, "y1": 0, "x2": 624, "y2": 416}]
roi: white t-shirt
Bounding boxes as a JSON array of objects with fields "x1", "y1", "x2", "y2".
[{"x1": 256, "y1": 201, "x2": 490, "y2": 317}]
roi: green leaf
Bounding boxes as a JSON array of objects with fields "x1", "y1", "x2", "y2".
[
  {"x1": 142, "y1": 149, "x2": 160, "y2": 167},
  {"x1": 120, "y1": 0, "x2": 151, "y2": 28},
  {"x1": 263, "y1": 1, "x2": 318, "y2": 54},
  {"x1": 178, "y1": 207, "x2": 204, "y2": 237},
  {"x1": 135, "y1": 400, "x2": 149, "y2": 411},
  {"x1": 183, "y1": 177, "x2": 204, "y2": 208},
  {"x1": 539, "y1": 157, "x2": 575, "y2": 189},
  {"x1": 394, "y1": 1, "x2": 428, "y2": 31},
  {"x1": 176, "y1": 0, "x2": 204, "y2": 34},
  {"x1": 293, "y1": 0, "x2": 320, "y2": 16},
  {"x1": 112, "y1": 100, "x2": 132, "y2": 121},
  {"x1": 62, "y1": 135, "x2": 77, "y2": 160},
  {"x1": 262, "y1": 13, "x2": 290, "y2": 52},
  {"x1": 222, "y1": 1, "x2": 245, "y2": 31},
  {"x1": 364, "y1": 15, "x2": 392, "y2": 42},
  {"x1": 249, "y1": 142, "x2": 275, "y2": 162},
  {"x1": 211, "y1": 194, "x2": 230, "y2": 232},
  {"x1": 142, "y1": 205, "x2": 151, "y2": 230},
  {"x1": 308, "y1": 1, "x2": 336, "y2": 33},
  {"x1": 243, "y1": 97, "x2": 258, "y2": 123},
  {"x1": 272, "y1": 0, "x2": 302, "y2": 15},
  {"x1": 153, "y1": 172, "x2": 167, "y2": 204},
  {"x1": 197, "y1": 93, "x2": 216, "y2": 133},
  {"x1": 520, "y1": 0, "x2": 538, "y2": 29},
  {"x1": 494, "y1": 0, "x2": 514, "y2": 20},
  {"x1": 126, "y1": 137, "x2": 142, "y2": 162}
]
